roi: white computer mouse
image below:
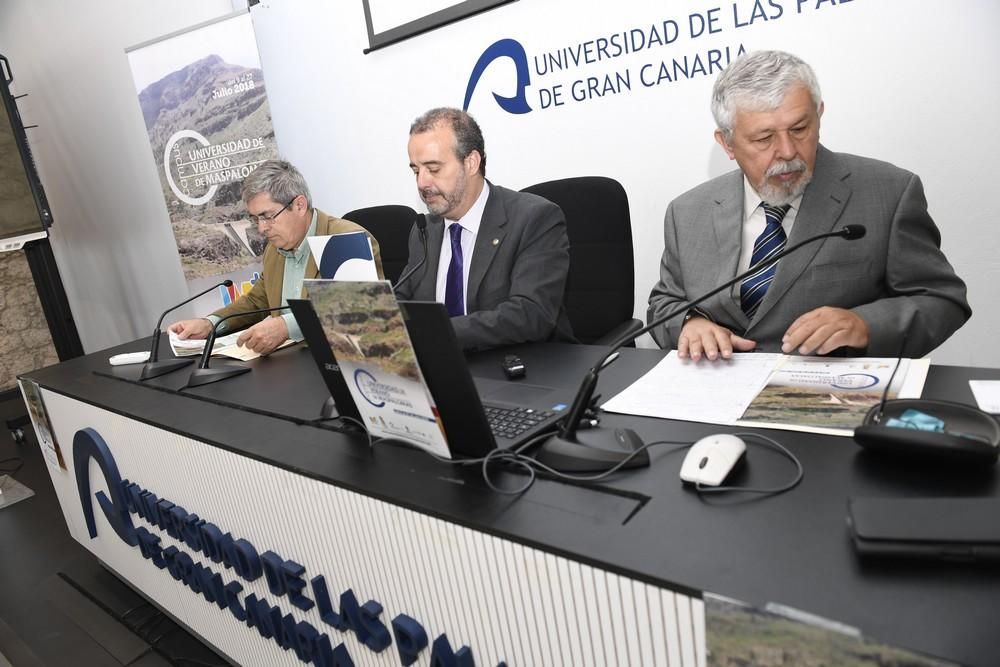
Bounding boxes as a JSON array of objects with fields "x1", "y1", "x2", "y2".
[{"x1": 679, "y1": 434, "x2": 747, "y2": 486}]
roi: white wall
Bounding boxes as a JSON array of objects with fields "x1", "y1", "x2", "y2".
[
  {"x1": 1, "y1": 0, "x2": 997, "y2": 367},
  {"x1": 0, "y1": 0, "x2": 236, "y2": 349},
  {"x1": 252, "y1": 0, "x2": 999, "y2": 366}
]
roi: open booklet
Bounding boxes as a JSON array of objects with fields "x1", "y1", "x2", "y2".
[
  {"x1": 601, "y1": 352, "x2": 929, "y2": 437},
  {"x1": 167, "y1": 330, "x2": 294, "y2": 361}
]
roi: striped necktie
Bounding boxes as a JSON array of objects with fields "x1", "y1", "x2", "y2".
[{"x1": 740, "y1": 203, "x2": 791, "y2": 318}]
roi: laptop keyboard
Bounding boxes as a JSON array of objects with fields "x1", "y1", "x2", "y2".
[{"x1": 483, "y1": 404, "x2": 556, "y2": 440}]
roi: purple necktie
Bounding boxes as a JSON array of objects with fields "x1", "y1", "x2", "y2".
[{"x1": 445, "y1": 223, "x2": 465, "y2": 316}]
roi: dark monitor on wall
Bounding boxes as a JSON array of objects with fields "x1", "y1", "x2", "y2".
[
  {"x1": 0, "y1": 54, "x2": 52, "y2": 252},
  {"x1": 359, "y1": 0, "x2": 515, "y2": 52}
]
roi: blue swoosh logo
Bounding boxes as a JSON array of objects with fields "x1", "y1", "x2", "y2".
[
  {"x1": 463, "y1": 38, "x2": 532, "y2": 114},
  {"x1": 319, "y1": 232, "x2": 375, "y2": 279}
]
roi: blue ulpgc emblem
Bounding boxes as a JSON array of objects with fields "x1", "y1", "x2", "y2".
[
  {"x1": 69, "y1": 428, "x2": 486, "y2": 666},
  {"x1": 74, "y1": 427, "x2": 138, "y2": 546},
  {"x1": 463, "y1": 38, "x2": 532, "y2": 114},
  {"x1": 354, "y1": 369, "x2": 386, "y2": 408},
  {"x1": 318, "y1": 232, "x2": 374, "y2": 279}
]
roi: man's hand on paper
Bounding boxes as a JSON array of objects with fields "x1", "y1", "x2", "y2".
[
  {"x1": 236, "y1": 317, "x2": 289, "y2": 354},
  {"x1": 678, "y1": 317, "x2": 757, "y2": 361},
  {"x1": 782, "y1": 307, "x2": 869, "y2": 355},
  {"x1": 168, "y1": 318, "x2": 213, "y2": 340}
]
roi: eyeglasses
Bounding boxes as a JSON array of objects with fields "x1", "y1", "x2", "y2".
[{"x1": 248, "y1": 197, "x2": 296, "y2": 226}]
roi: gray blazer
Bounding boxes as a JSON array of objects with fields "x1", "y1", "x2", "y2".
[
  {"x1": 396, "y1": 182, "x2": 574, "y2": 350},
  {"x1": 647, "y1": 145, "x2": 971, "y2": 356}
]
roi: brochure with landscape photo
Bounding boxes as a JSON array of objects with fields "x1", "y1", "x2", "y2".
[
  {"x1": 303, "y1": 279, "x2": 451, "y2": 458},
  {"x1": 736, "y1": 356, "x2": 930, "y2": 436},
  {"x1": 18, "y1": 378, "x2": 66, "y2": 470}
]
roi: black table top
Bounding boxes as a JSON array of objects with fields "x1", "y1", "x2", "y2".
[{"x1": 25, "y1": 339, "x2": 1000, "y2": 665}]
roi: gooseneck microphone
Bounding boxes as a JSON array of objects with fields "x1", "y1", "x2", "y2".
[
  {"x1": 838, "y1": 224, "x2": 866, "y2": 240},
  {"x1": 393, "y1": 214, "x2": 429, "y2": 294},
  {"x1": 140, "y1": 279, "x2": 234, "y2": 380},
  {"x1": 536, "y1": 224, "x2": 867, "y2": 472},
  {"x1": 184, "y1": 305, "x2": 291, "y2": 388}
]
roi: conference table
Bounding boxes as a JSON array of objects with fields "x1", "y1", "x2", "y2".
[{"x1": 20, "y1": 337, "x2": 1000, "y2": 666}]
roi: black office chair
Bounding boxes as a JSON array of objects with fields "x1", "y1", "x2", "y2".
[
  {"x1": 341, "y1": 204, "x2": 418, "y2": 284},
  {"x1": 521, "y1": 176, "x2": 643, "y2": 346}
]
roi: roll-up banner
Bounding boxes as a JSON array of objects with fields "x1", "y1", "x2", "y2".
[{"x1": 126, "y1": 11, "x2": 279, "y2": 316}]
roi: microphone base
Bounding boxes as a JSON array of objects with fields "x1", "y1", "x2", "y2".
[
  {"x1": 140, "y1": 358, "x2": 194, "y2": 380},
  {"x1": 185, "y1": 364, "x2": 251, "y2": 388},
  {"x1": 320, "y1": 396, "x2": 339, "y2": 419},
  {"x1": 533, "y1": 427, "x2": 650, "y2": 473},
  {"x1": 854, "y1": 399, "x2": 999, "y2": 465}
]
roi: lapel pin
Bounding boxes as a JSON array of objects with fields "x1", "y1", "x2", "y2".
[{"x1": 492, "y1": 238, "x2": 499, "y2": 246}]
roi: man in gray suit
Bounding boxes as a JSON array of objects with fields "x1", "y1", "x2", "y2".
[
  {"x1": 397, "y1": 107, "x2": 574, "y2": 350},
  {"x1": 648, "y1": 50, "x2": 970, "y2": 360}
]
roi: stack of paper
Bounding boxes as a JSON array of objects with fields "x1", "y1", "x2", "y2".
[
  {"x1": 169, "y1": 331, "x2": 243, "y2": 357},
  {"x1": 167, "y1": 331, "x2": 294, "y2": 362}
]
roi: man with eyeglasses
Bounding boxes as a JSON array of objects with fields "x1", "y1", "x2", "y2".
[{"x1": 169, "y1": 159, "x2": 383, "y2": 354}]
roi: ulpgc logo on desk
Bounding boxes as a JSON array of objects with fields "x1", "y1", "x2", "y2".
[
  {"x1": 462, "y1": 1, "x2": 857, "y2": 114},
  {"x1": 73, "y1": 427, "x2": 496, "y2": 666}
]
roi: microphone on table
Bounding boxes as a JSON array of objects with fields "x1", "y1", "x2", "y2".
[
  {"x1": 140, "y1": 280, "x2": 233, "y2": 380},
  {"x1": 536, "y1": 224, "x2": 868, "y2": 472},
  {"x1": 184, "y1": 305, "x2": 290, "y2": 389},
  {"x1": 853, "y1": 327, "x2": 1000, "y2": 465},
  {"x1": 393, "y1": 214, "x2": 428, "y2": 294}
]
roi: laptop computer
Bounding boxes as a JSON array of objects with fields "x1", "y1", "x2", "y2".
[
  {"x1": 397, "y1": 300, "x2": 570, "y2": 457},
  {"x1": 287, "y1": 298, "x2": 362, "y2": 422},
  {"x1": 291, "y1": 294, "x2": 570, "y2": 458}
]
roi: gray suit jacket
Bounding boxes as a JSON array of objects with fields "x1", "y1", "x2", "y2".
[
  {"x1": 396, "y1": 182, "x2": 574, "y2": 351},
  {"x1": 647, "y1": 146, "x2": 970, "y2": 357}
]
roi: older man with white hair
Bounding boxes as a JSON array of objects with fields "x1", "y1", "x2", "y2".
[{"x1": 647, "y1": 50, "x2": 969, "y2": 360}]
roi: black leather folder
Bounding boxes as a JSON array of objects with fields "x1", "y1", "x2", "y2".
[{"x1": 847, "y1": 497, "x2": 1000, "y2": 561}]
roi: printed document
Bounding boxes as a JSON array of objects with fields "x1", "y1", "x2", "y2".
[
  {"x1": 168, "y1": 330, "x2": 293, "y2": 361},
  {"x1": 736, "y1": 356, "x2": 928, "y2": 436},
  {"x1": 601, "y1": 352, "x2": 779, "y2": 424},
  {"x1": 969, "y1": 381, "x2": 1000, "y2": 414},
  {"x1": 601, "y1": 352, "x2": 929, "y2": 436}
]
